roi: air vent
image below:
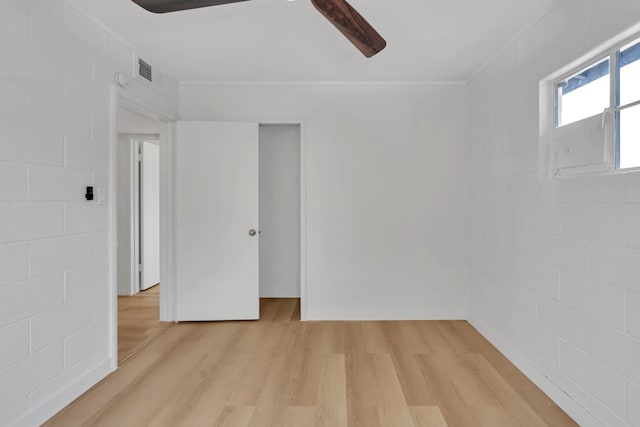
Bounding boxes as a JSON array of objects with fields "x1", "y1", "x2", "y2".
[{"x1": 138, "y1": 58, "x2": 153, "y2": 83}]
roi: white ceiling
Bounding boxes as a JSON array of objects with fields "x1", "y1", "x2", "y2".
[{"x1": 68, "y1": 0, "x2": 557, "y2": 82}]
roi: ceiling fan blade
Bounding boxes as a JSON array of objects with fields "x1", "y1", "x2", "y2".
[
  {"x1": 310, "y1": 0, "x2": 386, "y2": 58},
  {"x1": 132, "y1": 0, "x2": 249, "y2": 14}
]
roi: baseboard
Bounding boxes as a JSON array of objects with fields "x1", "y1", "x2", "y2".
[
  {"x1": 13, "y1": 358, "x2": 113, "y2": 427},
  {"x1": 305, "y1": 307, "x2": 468, "y2": 321},
  {"x1": 259, "y1": 294, "x2": 301, "y2": 298},
  {"x1": 469, "y1": 317, "x2": 603, "y2": 427}
]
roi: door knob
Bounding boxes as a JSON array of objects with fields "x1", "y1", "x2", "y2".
[{"x1": 249, "y1": 229, "x2": 257, "y2": 236}]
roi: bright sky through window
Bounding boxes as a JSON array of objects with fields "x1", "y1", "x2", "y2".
[
  {"x1": 556, "y1": 59, "x2": 610, "y2": 128},
  {"x1": 619, "y1": 42, "x2": 640, "y2": 169}
]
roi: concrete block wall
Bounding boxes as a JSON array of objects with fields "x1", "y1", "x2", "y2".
[
  {"x1": 0, "y1": 0, "x2": 178, "y2": 425},
  {"x1": 467, "y1": 1, "x2": 640, "y2": 426},
  {"x1": 2, "y1": 0, "x2": 639, "y2": 425}
]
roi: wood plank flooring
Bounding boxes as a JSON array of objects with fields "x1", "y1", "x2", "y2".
[
  {"x1": 47, "y1": 298, "x2": 577, "y2": 427},
  {"x1": 117, "y1": 285, "x2": 171, "y2": 363}
]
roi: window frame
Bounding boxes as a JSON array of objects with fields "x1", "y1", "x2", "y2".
[
  {"x1": 541, "y1": 27, "x2": 640, "y2": 178},
  {"x1": 553, "y1": 56, "x2": 611, "y2": 129},
  {"x1": 615, "y1": 40, "x2": 640, "y2": 169}
]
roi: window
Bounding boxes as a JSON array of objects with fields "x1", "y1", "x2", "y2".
[
  {"x1": 555, "y1": 58, "x2": 610, "y2": 128},
  {"x1": 542, "y1": 32, "x2": 640, "y2": 176},
  {"x1": 617, "y1": 39, "x2": 640, "y2": 169}
]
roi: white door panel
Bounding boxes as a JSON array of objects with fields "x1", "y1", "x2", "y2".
[
  {"x1": 141, "y1": 141, "x2": 160, "y2": 291},
  {"x1": 176, "y1": 121, "x2": 260, "y2": 321}
]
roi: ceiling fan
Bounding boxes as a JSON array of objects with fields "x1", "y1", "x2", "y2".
[{"x1": 131, "y1": 0, "x2": 386, "y2": 57}]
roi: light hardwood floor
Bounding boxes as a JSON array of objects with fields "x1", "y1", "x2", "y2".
[
  {"x1": 47, "y1": 298, "x2": 577, "y2": 427},
  {"x1": 117, "y1": 285, "x2": 171, "y2": 363}
]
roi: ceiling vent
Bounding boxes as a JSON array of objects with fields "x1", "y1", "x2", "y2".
[{"x1": 138, "y1": 58, "x2": 153, "y2": 83}]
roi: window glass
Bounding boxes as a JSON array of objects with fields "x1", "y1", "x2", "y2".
[
  {"x1": 619, "y1": 39, "x2": 640, "y2": 106},
  {"x1": 556, "y1": 58, "x2": 610, "y2": 127},
  {"x1": 619, "y1": 104, "x2": 640, "y2": 169}
]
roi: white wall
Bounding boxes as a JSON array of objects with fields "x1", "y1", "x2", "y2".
[
  {"x1": 0, "y1": 0, "x2": 178, "y2": 425},
  {"x1": 181, "y1": 83, "x2": 469, "y2": 320},
  {"x1": 117, "y1": 134, "x2": 136, "y2": 296},
  {"x1": 117, "y1": 107, "x2": 160, "y2": 134},
  {"x1": 259, "y1": 124, "x2": 301, "y2": 298},
  {"x1": 467, "y1": 1, "x2": 640, "y2": 426}
]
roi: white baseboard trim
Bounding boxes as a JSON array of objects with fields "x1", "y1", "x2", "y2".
[
  {"x1": 305, "y1": 307, "x2": 468, "y2": 321},
  {"x1": 13, "y1": 358, "x2": 113, "y2": 427},
  {"x1": 259, "y1": 293, "x2": 301, "y2": 298},
  {"x1": 469, "y1": 317, "x2": 603, "y2": 427}
]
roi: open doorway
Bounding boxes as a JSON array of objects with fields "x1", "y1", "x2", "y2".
[
  {"x1": 258, "y1": 124, "x2": 302, "y2": 321},
  {"x1": 116, "y1": 107, "x2": 169, "y2": 363}
]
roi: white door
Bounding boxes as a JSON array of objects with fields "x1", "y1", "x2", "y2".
[
  {"x1": 176, "y1": 121, "x2": 260, "y2": 321},
  {"x1": 140, "y1": 141, "x2": 160, "y2": 291}
]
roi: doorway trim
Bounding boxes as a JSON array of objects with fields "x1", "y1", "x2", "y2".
[{"x1": 109, "y1": 86, "x2": 177, "y2": 370}]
